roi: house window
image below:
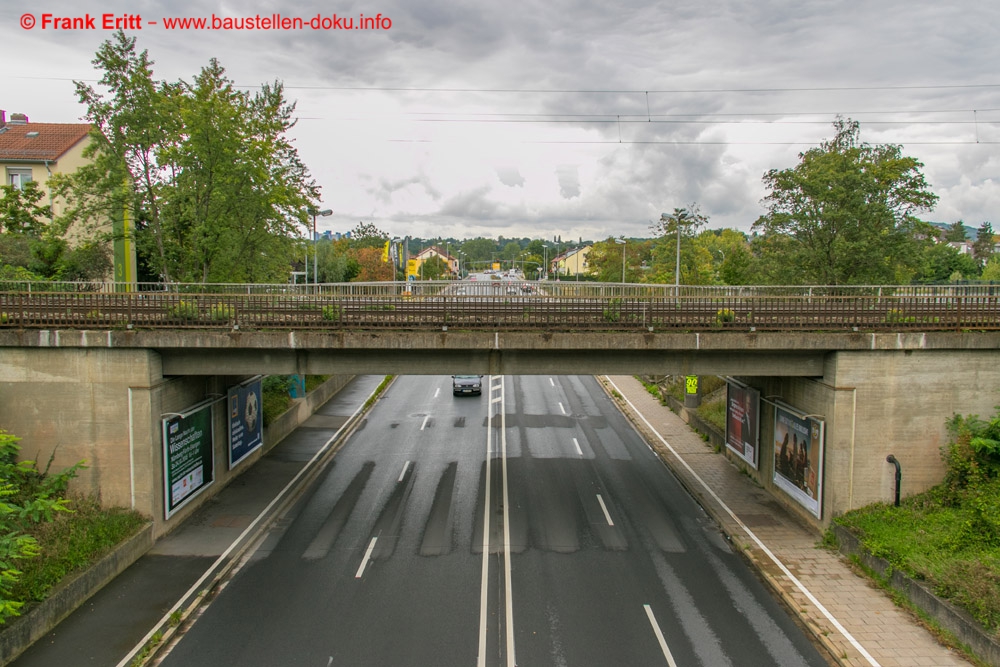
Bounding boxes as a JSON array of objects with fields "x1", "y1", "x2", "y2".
[{"x1": 6, "y1": 169, "x2": 33, "y2": 190}]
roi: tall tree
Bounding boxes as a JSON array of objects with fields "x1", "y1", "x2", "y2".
[
  {"x1": 586, "y1": 238, "x2": 654, "y2": 283},
  {"x1": 693, "y1": 228, "x2": 753, "y2": 285},
  {"x1": 350, "y1": 221, "x2": 389, "y2": 249},
  {"x1": 944, "y1": 221, "x2": 968, "y2": 243},
  {"x1": 649, "y1": 205, "x2": 708, "y2": 285},
  {"x1": 352, "y1": 246, "x2": 394, "y2": 281},
  {"x1": 752, "y1": 118, "x2": 937, "y2": 285},
  {"x1": 972, "y1": 222, "x2": 996, "y2": 265},
  {"x1": 58, "y1": 31, "x2": 318, "y2": 284}
]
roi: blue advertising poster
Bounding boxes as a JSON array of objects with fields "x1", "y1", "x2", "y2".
[
  {"x1": 229, "y1": 377, "x2": 263, "y2": 468},
  {"x1": 162, "y1": 402, "x2": 214, "y2": 520}
]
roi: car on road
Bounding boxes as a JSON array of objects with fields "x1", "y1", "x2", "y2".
[{"x1": 452, "y1": 375, "x2": 483, "y2": 395}]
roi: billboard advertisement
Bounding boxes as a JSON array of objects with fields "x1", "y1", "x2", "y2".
[
  {"x1": 726, "y1": 381, "x2": 760, "y2": 468},
  {"x1": 228, "y1": 377, "x2": 263, "y2": 469},
  {"x1": 772, "y1": 405, "x2": 825, "y2": 518},
  {"x1": 162, "y1": 401, "x2": 215, "y2": 519}
]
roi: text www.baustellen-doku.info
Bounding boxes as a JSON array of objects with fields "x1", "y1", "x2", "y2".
[{"x1": 19, "y1": 12, "x2": 392, "y2": 31}]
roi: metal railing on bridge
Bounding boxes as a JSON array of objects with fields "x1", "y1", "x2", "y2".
[{"x1": 0, "y1": 281, "x2": 998, "y2": 332}]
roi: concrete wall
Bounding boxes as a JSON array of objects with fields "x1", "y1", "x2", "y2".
[
  {"x1": 732, "y1": 348, "x2": 1000, "y2": 528},
  {"x1": 0, "y1": 348, "x2": 161, "y2": 509},
  {"x1": 0, "y1": 347, "x2": 353, "y2": 538}
]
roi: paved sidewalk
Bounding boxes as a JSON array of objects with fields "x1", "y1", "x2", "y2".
[{"x1": 603, "y1": 375, "x2": 971, "y2": 667}]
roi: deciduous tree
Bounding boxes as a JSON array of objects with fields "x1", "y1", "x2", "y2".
[
  {"x1": 973, "y1": 222, "x2": 996, "y2": 265},
  {"x1": 58, "y1": 31, "x2": 318, "y2": 284},
  {"x1": 649, "y1": 205, "x2": 708, "y2": 285},
  {"x1": 752, "y1": 118, "x2": 937, "y2": 285}
]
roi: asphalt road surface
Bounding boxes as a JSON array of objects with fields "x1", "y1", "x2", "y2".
[{"x1": 157, "y1": 375, "x2": 830, "y2": 667}]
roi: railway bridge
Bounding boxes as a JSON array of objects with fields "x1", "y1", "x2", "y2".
[{"x1": 1, "y1": 280, "x2": 998, "y2": 534}]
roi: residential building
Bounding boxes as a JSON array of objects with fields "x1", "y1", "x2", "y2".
[
  {"x1": 550, "y1": 245, "x2": 591, "y2": 277},
  {"x1": 0, "y1": 111, "x2": 92, "y2": 222},
  {"x1": 413, "y1": 245, "x2": 459, "y2": 278},
  {"x1": 0, "y1": 110, "x2": 131, "y2": 283}
]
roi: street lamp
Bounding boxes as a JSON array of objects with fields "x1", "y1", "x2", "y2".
[
  {"x1": 661, "y1": 210, "x2": 689, "y2": 295},
  {"x1": 309, "y1": 208, "x2": 332, "y2": 289},
  {"x1": 614, "y1": 238, "x2": 626, "y2": 284}
]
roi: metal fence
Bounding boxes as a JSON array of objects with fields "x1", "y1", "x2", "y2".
[{"x1": 1, "y1": 281, "x2": 998, "y2": 331}]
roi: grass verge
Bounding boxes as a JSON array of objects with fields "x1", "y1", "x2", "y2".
[{"x1": 10, "y1": 495, "x2": 147, "y2": 606}]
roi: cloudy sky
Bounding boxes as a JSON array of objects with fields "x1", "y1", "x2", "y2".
[{"x1": 4, "y1": 0, "x2": 1000, "y2": 241}]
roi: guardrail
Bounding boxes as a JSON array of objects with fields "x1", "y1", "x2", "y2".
[{"x1": 1, "y1": 282, "x2": 998, "y2": 332}]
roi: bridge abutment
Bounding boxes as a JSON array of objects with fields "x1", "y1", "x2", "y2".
[
  {"x1": 0, "y1": 347, "x2": 351, "y2": 538},
  {"x1": 735, "y1": 348, "x2": 1000, "y2": 527}
]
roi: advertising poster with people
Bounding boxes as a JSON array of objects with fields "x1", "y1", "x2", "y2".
[
  {"x1": 725, "y1": 381, "x2": 760, "y2": 468},
  {"x1": 162, "y1": 402, "x2": 214, "y2": 519},
  {"x1": 772, "y1": 405, "x2": 825, "y2": 518},
  {"x1": 228, "y1": 377, "x2": 263, "y2": 469}
]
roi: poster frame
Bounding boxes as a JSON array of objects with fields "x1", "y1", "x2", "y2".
[
  {"x1": 162, "y1": 399, "x2": 215, "y2": 520},
  {"x1": 724, "y1": 378, "x2": 760, "y2": 469},
  {"x1": 771, "y1": 401, "x2": 825, "y2": 519},
  {"x1": 228, "y1": 375, "x2": 264, "y2": 469}
]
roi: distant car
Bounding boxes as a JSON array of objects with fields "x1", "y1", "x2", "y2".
[{"x1": 452, "y1": 375, "x2": 483, "y2": 395}]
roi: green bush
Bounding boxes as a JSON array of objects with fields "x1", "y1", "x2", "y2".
[
  {"x1": 0, "y1": 429, "x2": 86, "y2": 623},
  {"x1": 697, "y1": 396, "x2": 726, "y2": 431},
  {"x1": 0, "y1": 313, "x2": 7, "y2": 324},
  {"x1": 603, "y1": 298, "x2": 622, "y2": 323},
  {"x1": 715, "y1": 308, "x2": 735, "y2": 324},
  {"x1": 262, "y1": 375, "x2": 294, "y2": 426},
  {"x1": 167, "y1": 300, "x2": 199, "y2": 320},
  {"x1": 884, "y1": 308, "x2": 916, "y2": 324},
  {"x1": 322, "y1": 304, "x2": 341, "y2": 320},
  {"x1": 11, "y1": 497, "x2": 145, "y2": 604},
  {"x1": 208, "y1": 303, "x2": 233, "y2": 321}
]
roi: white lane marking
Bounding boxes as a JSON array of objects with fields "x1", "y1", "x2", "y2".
[
  {"x1": 420, "y1": 415, "x2": 430, "y2": 430},
  {"x1": 596, "y1": 494, "x2": 615, "y2": 526},
  {"x1": 434, "y1": 387, "x2": 440, "y2": 398},
  {"x1": 491, "y1": 396, "x2": 502, "y2": 404},
  {"x1": 477, "y1": 376, "x2": 495, "y2": 667},
  {"x1": 644, "y1": 604, "x2": 679, "y2": 667},
  {"x1": 549, "y1": 377, "x2": 555, "y2": 387},
  {"x1": 398, "y1": 461, "x2": 410, "y2": 483},
  {"x1": 500, "y1": 376, "x2": 516, "y2": 667},
  {"x1": 573, "y1": 437, "x2": 583, "y2": 456},
  {"x1": 605, "y1": 376, "x2": 881, "y2": 667},
  {"x1": 558, "y1": 402, "x2": 567, "y2": 415},
  {"x1": 355, "y1": 536, "x2": 378, "y2": 578},
  {"x1": 116, "y1": 376, "x2": 388, "y2": 667}
]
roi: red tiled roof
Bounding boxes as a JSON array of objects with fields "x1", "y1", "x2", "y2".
[{"x1": 0, "y1": 122, "x2": 92, "y2": 162}]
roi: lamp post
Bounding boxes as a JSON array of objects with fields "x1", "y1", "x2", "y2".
[
  {"x1": 309, "y1": 208, "x2": 332, "y2": 289},
  {"x1": 614, "y1": 238, "x2": 626, "y2": 284},
  {"x1": 661, "y1": 210, "x2": 690, "y2": 297}
]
